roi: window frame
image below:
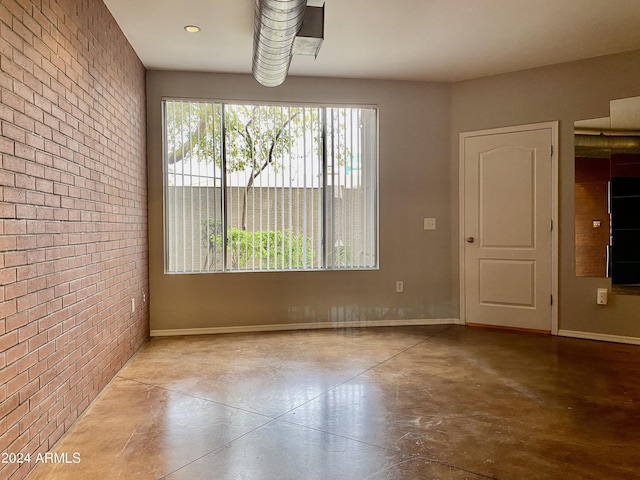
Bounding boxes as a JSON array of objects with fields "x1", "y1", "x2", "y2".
[{"x1": 161, "y1": 97, "x2": 380, "y2": 274}]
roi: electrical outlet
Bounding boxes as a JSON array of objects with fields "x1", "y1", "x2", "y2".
[
  {"x1": 131, "y1": 298, "x2": 135, "y2": 313},
  {"x1": 596, "y1": 288, "x2": 608, "y2": 305},
  {"x1": 142, "y1": 292, "x2": 146, "y2": 303},
  {"x1": 396, "y1": 281, "x2": 404, "y2": 293}
]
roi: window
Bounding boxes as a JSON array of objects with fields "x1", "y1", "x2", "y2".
[{"x1": 163, "y1": 100, "x2": 378, "y2": 273}]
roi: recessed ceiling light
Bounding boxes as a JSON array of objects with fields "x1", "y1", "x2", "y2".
[{"x1": 184, "y1": 25, "x2": 201, "y2": 33}]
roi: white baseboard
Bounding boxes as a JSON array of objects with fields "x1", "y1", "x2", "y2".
[
  {"x1": 150, "y1": 318, "x2": 463, "y2": 337},
  {"x1": 558, "y1": 329, "x2": 640, "y2": 346}
]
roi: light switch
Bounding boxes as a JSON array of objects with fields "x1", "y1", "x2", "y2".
[{"x1": 423, "y1": 218, "x2": 436, "y2": 230}]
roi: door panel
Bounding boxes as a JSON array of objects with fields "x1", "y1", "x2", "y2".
[
  {"x1": 463, "y1": 127, "x2": 553, "y2": 331},
  {"x1": 479, "y1": 260, "x2": 535, "y2": 307},
  {"x1": 480, "y1": 147, "x2": 535, "y2": 248}
]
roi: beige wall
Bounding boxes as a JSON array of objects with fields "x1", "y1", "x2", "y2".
[
  {"x1": 147, "y1": 72, "x2": 453, "y2": 330},
  {"x1": 149, "y1": 49, "x2": 640, "y2": 338},
  {"x1": 451, "y1": 49, "x2": 640, "y2": 338}
]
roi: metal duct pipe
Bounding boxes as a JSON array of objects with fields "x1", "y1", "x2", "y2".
[
  {"x1": 252, "y1": 0, "x2": 307, "y2": 87},
  {"x1": 575, "y1": 134, "x2": 640, "y2": 151}
]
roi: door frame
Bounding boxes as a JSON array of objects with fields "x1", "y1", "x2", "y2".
[{"x1": 459, "y1": 122, "x2": 559, "y2": 335}]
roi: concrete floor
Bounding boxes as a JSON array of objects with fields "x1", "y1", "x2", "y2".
[{"x1": 28, "y1": 325, "x2": 640, "y2": 479}]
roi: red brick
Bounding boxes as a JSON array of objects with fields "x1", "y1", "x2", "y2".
[
  {"x1": 16, "y1": 264, "x2": 37, "y2": 281},
  {"x1": 5, "y1": 310, "x2": 27, "y2": 331},
  {"x1": 24, "y1": 101, "x2": 44, "y2": 124},
  {"x1": 27, "y1": 276, "x2": 45, "y2": 292},
  {"x1": 27, "y1": 357, "x2": 47, "y2": 382},
  {"x1": 0, "y1": 102, "x2": 14, "y2": 123},
  {"x1": 2, "y1": 122, "x2": 26, "y2": 144},
  {"x1": 0, "y1": 137, "x2": 15, "y2": 155},
  {"x1": 0, "y1": 235, "x2": 17, "y2": 252},
  {"x1": 6, "y1": 341, "x2": 28, "y2": 365},
  {"x1": 0, "y1": 363, "x2": 19, "y2": 394},
  {"x1": 0, "y1": 330, "x2": 18, "y2": 353},
  {"x1": 14, "y1": 173, "x2": 35, "y2": 190},
  {"x1": 16, "y1": 235, "x2": 37, "y2": 250},
  {"x1": 0, "y1": 2, "x2": 147, "y2": 476},
  {"x1": 18, "y1": 404, "x2": 46, "y2": 436},
  {"x1": 26, "y1": 220, "x2": 44, "y2": 235},
  {"x1": 0, "y1": 393, "x2": 19, "y2": 419},
  {"x1": 6, "y1": 401, "x2": 28, "y2": 429},
  {"x1": 3, "y1": 154, "x2": 26, "y2": 173},
  {"x1": 15, "y1": 204, "x2": 36, "y2": 219},
  {"x1": 27, "y1": 303, "x2": 46, "y2": 322},
  {"x1": 12, "y1": 48, "x2": 34, "y2": 75},
  {"x1": 27, "y1": 249, "x2": 45, "y2": 264},
  {"x1": 3, "y1": 1, "x2": 24, "y2": 22},
  {"x1": 27, "y1": 331, "x2": 46, "y2": 352},
  {"x1": 22, "y1": 43, "x2": 43, "y2": 70},
  {"x1": 0, "y1": 70, "x2": 12, "y2": 91},
  {"x1": 1, "y1": 58, "x2": 25, "y2": 85},
  {"x1": 36, "y1": 287, "x2": 54, "y2": 305},
  {"x1": 4, "y1": 250, "x2": 27, "y2": 267},
  {"x1": 17, "y1": 292, "x2": 37, "y2": 312},
  {"x1": 48, "y1": 421, "x2": 64, "y2": 446},
  {"x1": 3, "y1": 186, "x2": 26, "y2": 203},
  {"x1": 32, "y1": 6, "x2": 53, "y2": 36},
  {"x1": 14, "y1": 142, "x2": 35, "y2": 161},
  {"x1": 0, "y1": 3, "x2": 12, "y2": 26},
  {"x1": 16, "y1": 350, "x2": 37, "y2": 375},
  {"x1": 0, "y1": 169, "x2": 15, "y2": 186},
  {"x1": 4, "y1": 219, "x2": 26, "y2": 235},
  {"x1": 13, "y1": 81, "x2": 35, "y2": 105},
  {"x1": 5, "y1": 279, "x2": 27, "y2": 299},
  {"x1": 17, "y1": 322, "x2": 37, "y2": 342},
  {"x1": 1, "y1": 87, "x2": 25, "y2": 113},
  {"x1": 0, "y1": 300, "x2": 18, "y2": 320},
  {"x1": 39, "y1": 415, "x2": 56, "y2": 444},
  {"x1": 35, "y1": 205, "x2": 53, "y2": 220},
  {"x1": 25, "y1": 162, "x2": 45, "y2": 180},
  {"x1": 18, "y1": 378, "x2": 38, "y2": 406}
]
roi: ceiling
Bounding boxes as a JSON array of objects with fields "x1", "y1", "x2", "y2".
[{"x1": 103, "y1": 0, "x2": 640, "y2": 83}]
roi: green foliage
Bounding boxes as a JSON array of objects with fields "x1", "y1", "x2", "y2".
[
  {"x1": 165, "y1": 102, "x2": 318, "y2": 173},
  {"x1": 224, "y1": 104, "x2": 316, "y2": 177},
  {"x1": 165, "y1": 102, "x2": 222, "y2": 165},
  {"x1": 201, "y1": 219, "x2": 223, "y2": 249},
  {"x1": 165, "y1": 101, "x2": 352, "y2": 174},
  {"x1": 331, "y1": 244, "x2": 354, "y2": 267},
  {"x1": 204, "y1": 222, "x2": 315, "y2": 270}
]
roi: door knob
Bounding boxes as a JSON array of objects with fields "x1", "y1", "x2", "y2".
[{"x1": 466, "y1": 237, "x2": 475, "y2": 243}]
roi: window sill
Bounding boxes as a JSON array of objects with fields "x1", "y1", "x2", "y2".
[{"x1": 612, "y1": 285, "x2": 640, "y2": 296}]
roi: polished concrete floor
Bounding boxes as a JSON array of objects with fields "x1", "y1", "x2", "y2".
[{"x1": 28, "y1": 325, "x2": 640, "y2": 480}]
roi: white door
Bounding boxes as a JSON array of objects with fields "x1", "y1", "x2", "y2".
[{"x1": 461, "y1": 124, "x2": 556, "y2": 332}]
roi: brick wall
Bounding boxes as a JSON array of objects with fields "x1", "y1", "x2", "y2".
[
  {"x1": 0, "y1": 1, "x2": 148, "y2": 478},
  {"x1": 574, "y1": 156, "x2": 610, "y2": 277}
]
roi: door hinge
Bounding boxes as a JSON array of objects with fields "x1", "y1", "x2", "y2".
[
  {"x1": 551, "y1": 144, "x2": 554, "y2": 156},
  {"x1": 550, "y1": 220, "x2": 553, "y2": 231},
  {"x1": 551, "y1": 295, "x2": 553, "y2": 305}
]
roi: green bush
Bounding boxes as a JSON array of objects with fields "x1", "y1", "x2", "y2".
[{"x1": 203, "y1": 220, "x2": 315, "y2": 270}]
